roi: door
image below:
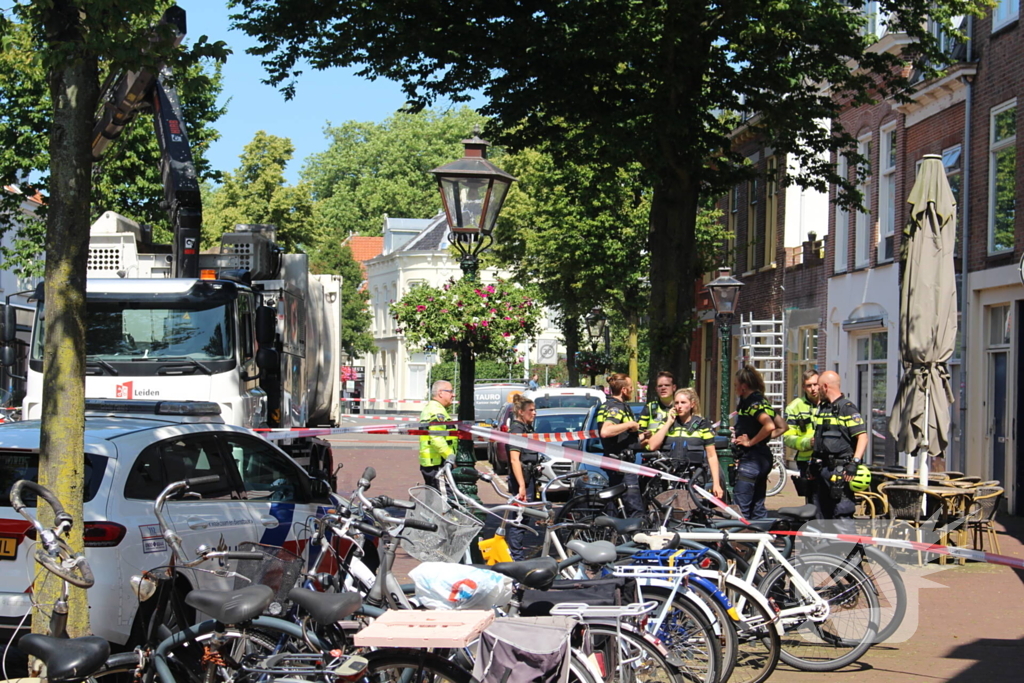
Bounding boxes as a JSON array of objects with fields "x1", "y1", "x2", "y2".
[{"x1": 125, "y1": 433, "x2": 257, "y2": 592}]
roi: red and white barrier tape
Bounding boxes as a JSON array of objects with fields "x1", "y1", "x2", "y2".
[
  {"x1": 528, "y1": 429, "x2": 599, "y2": 442},
  {"x1": 343, "y1": 414, "x2": 422, "y2": 422},
  {"x1": 772, "y1": 529, "x2": 1024, "y2": 571}
]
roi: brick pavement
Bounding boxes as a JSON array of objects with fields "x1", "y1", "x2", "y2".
[{"x1": 327, "y1": 434, "x2": 1024, "y2": 681}]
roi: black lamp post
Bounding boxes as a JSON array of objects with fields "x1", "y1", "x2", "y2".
[
  {"x1": 430, "y1": 130, "x2": 516, "y2": 499},
  {"x1": 706, "y1": 267, "x2": 744, "y2": 496},
  {"x1": 584, "y1": 307, "x2": 609, "y2": 385}
]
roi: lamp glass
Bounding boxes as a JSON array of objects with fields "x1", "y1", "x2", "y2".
[
  {"x1": 439, "y1": 176, "x2": 488, "y2": 234},
  {"x1": 707, "y1": 271, "x2": 743, "y2": 316}
]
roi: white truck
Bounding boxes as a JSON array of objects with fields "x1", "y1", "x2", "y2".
[{"x1": 4, "y1": 6, "x2": 343, "y2": 480}]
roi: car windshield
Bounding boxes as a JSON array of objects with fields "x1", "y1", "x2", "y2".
[
  {"x1": 535, "y1": 395, "x2": 601, "y2": 409},
  {"x1": 535, "y1": 413, "x2": 587, "y2": 434},
  {"x1": 0, "y1": 451, "x2": 107, "y2": 506},
  {"x1": 33, "y1": 300, "x2": 234, "y2": 362}
]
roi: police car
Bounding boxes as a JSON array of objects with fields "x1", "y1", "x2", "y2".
[{"x1": 0, "y1": 400, "x2": 333, "y2": 649}]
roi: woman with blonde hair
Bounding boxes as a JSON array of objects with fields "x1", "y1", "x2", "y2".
[
  {"x1": 647, "y1": 388, "x2": 725, "y2": 499},
  {"x1": 730, "y1": 365, "x2": 785, "y2": 519}
]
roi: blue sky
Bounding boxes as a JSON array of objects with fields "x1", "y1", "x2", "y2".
[{"x1": 177, "y1": 1, "x2": 415, "y2": 185}]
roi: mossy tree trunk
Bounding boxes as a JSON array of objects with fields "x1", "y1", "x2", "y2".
[{"x1": 32, "y1": 0, "x2": 98, "y2": 639}]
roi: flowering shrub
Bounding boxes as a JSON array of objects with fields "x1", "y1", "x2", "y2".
[
  {"x1": 574, "y1": 349, "x2": 612, "y2": 376},
  {"x1": 390, "y1": 278, "x2": 543, "y2": 356}
]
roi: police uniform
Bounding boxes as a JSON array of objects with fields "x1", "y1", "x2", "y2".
[
  {"x1": 596, "y1": 396, "x2": 644, "y2": 518},
  {"x1": 783, "y1": 394, "x2": 817, "y2": 505},
  {"x1": 638, "y1": 398, "x2": 673, "y2": 449},
  {"x1": 418, "y1": 399, "x2": 456, "y2": 489},
  {"x1": 733, "y1": 391, "x2": 776, "y2": 520},
  {"x1": 507, "y1": 418, "x2": 538, "y2": 560},
  {"x1": 811, "y1": 393, "x2": 866, "y2": 522},
  {"x1": 662, "y1": 416, "x2": 717, "y2": 489}
]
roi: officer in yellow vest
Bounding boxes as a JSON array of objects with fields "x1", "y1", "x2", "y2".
[
  {"x1": 783, "y1": 370, "x2": 820, "y2": 504},
  {"x1": 419, "y1": 380, "x2": 457, "y2": 489}
]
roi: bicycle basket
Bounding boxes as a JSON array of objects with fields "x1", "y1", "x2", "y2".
[
  {"x1": 402, "y1": 486, "x2": 484, "y2": 563},
  {"x1": 233, "y1": 542, "x2": 304, "y2": 615}
]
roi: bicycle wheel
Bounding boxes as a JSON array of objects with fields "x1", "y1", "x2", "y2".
[
  {"x1": 812, "y1": 543, "x2": 907, "y2": 644},
  {"x1": 553, "y1": 494, "x2": 616, "y2": 545},
  {"x1": 363, "y1": 648, "x2": 474, "y2": 683},
  {"x1": 765, "y1": 457, "x2": 786, "y2": 498},
  {"x1": 637, "y1": 589, "x2": 720, "y2": 683},
  {"x1": 643, "y1": 584, "x2": 737, "y2": 683},
  {"x1": 718, "y1": 577, "x2": 781, "y2": 683},
  {"x1": 586, "y1": 622, "x2": 684, "y2": 683},
  {"x1": 759, "y1": 553, "x2": 880, "y2": 672}
]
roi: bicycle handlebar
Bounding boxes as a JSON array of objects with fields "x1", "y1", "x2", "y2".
[{"x1": 10, "y1": 480, "x2": 94, "y2": 589}]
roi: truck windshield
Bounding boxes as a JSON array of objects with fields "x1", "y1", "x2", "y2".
[{"x1": 32, "y1": 301, "x2": 234, "y2": 362}]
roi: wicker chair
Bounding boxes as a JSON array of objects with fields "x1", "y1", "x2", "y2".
[
  {"x1": 955, "y1": 475, "x2": 982, "y2": 484},
  {"x1": 966, "y1": 486, "x2": 1004, "y2": 555},
  {"x1": 943, "y1": 471, "x2": 965, "y2": 479},
  {"x1": 882, "y1": 484, "x2": 950, "y2": 564}
]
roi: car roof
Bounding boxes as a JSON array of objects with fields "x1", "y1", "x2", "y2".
[
  {"x1": 0, "y1": 416, "x2": 248, "y2": 459},
  {"x1": 525, "y1": 386, "x2": 605, "y2": 398},
  {"x1": 535, "y1": 407, "x2": 591, "y2": 416}
]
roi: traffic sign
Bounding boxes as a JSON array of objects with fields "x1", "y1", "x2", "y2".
[{"x1": 536, "y1": 339, "x2": 558, "y2": 365}]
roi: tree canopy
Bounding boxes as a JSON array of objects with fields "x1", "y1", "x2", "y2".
[
  {"x1": 203, "y1": 131, "x2": 318, "y2": 251},
  {"x1": 231, "y1": 0, "x2": 983, "y2": 387},
  {"x1": 302, "y1": 107, "x2": 486, "y2": 238}
]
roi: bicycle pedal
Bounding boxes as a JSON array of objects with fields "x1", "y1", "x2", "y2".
[{"x1": 332, "y1": 655, "x2": 369, "y2": 679}]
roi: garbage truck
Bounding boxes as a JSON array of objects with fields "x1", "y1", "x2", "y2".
[{"x1": 5, "y1": 6, "x2": 342, "y2": 478}]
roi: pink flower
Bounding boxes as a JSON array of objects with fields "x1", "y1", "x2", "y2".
[
  {"x1": 416, "y1": 305, "x2": 426, "y2": 311},
  {"x1": 480, "y1": 320, "x2": 489, "y2": 327},
  {"x1": 502, "y1": 332, "x2": 510, "y2": 337},
  {"x1": 504, "y1": 316, "x2": 511, "y2": 320},
  {"x1": 489, "y1": 308, "x2": 497, "y2": 314},
  {"x1": 486, "y1": 284, "x2": 496, "y2": 293},
  {"x1": 441, "y1": 308, "x2": 449, "y2": 313}
]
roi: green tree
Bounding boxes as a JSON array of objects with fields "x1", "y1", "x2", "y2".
[
  {"x1": 310, "y1": 244, "x2": 375, "y2": 357},
  {"x1": 231, "y1": 0, "x2": 982, "y2": 388},
  {"x1": 302, "y1": 107, "x2": 487, "y2": 237},
  {"x1": 0, "y1": 16, "x2": 226, "y2": 275},
  {"x1": 0, "y1": 2, "x2": 226, "y2": 637},
  {"x1": 203, "y1": 131, "x2": 318, "y2": 252}
]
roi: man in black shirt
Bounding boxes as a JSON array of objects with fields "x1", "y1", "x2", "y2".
[
  {"x1": 811, "y1": 370, "x2": 868, "y2": 523},
  {"x1": 596, "y1": 372, "x2": 644, "y2": 518}
]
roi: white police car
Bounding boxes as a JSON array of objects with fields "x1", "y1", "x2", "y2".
[{"x1": 0, "y1": 400, "x2": 334, "y2": 649}]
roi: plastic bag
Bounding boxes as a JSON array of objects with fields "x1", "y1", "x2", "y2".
[{"x1": 409, "y1": 562, "x2": 512, "y2": 610}]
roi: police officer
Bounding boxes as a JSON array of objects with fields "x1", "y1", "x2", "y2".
[
  {"x1": 507, "y1": 394, "x2": 539, "y2": 560},
  {"x1": 784, "y1": 370, "x2": 820, "y2": 505},
  {"x1": 647, "y1": 388, "x2": 725, "y2": 499},
  {"x1": 597, "y1": 372, "x2": 645, "y2": 518},
  {"x1": 418, "y1": 380, "x2": 457, "y2": 489},
  {"x1": 731, "y1": 365, "x2": 785, "y2": 520},
  {"x1": 638, "y1": 371, "x2": 676, "y2": 450},
  {"x1": 811, "y1": 370, "x2": 868, "y2": 523}
]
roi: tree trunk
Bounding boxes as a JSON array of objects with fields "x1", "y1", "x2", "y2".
[
  {"x1": 627, "y1": 311, "x2": 639, "y2": 390},
  {"x1": 562, "y1": 316, "x2": 581, "y2": 386},
  {"x1": 647, "y1": 175, "x2": 700, "y2": 391},
  {"x1": 34, "y1": 3, "x2": 99, "y2": 639}
]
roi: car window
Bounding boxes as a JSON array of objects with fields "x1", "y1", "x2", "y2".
[
  {"x1": 535, "y1": 396, "x2": 601, "y2": 409},
  {"x1": 0, "y1": 451, "x2": 107, "y2": 507},
  {"x1": 535, "y1": 414, "x2": 587, "y2": 433},
  {"x1": 125, "y1": 435, "x2": 239, "y2": 501},
  {"x1": 220, "y1": 434, "x2": 311, "y2": 504}
]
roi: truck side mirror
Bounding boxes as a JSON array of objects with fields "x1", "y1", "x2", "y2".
[
  {"x1": 1, "y1": 345, "x2": 16, "y2": 368},
  {"x1": 256, "y1": 347, "x2": 278, "y2": 372},
  {"x1": 1, "y1": 305, "x2": 16, "y2": 344},
  {"x1": 255, "y1": 306, "x2": 276, "y2": 347}
]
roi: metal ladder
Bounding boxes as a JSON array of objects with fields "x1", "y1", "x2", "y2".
[{"x1": 739, "y1": 316, "x2": 788, "y2": 494}]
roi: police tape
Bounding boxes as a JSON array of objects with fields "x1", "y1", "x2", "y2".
[
  {"x1": 528, "y1": 430, "x2": 599, "y2": 442},
  {"x1": 771, "y1": 528, "x2": 1024, "y2": 571},
  {"x1": 343, "y1": 414, "x2": 422, "y2": 422}
]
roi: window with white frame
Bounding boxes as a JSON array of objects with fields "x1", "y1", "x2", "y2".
[
  {"x1": 993, "y1": 0, "x2": 1019, "y2": 32},
  {"x1": 863, "y1": 0, "x2": 889, "y2": 38},
  {"x1": 988, "y1": 101, "x2": 1016, "y2": 254},
  {"x1": 765, "y1": 156, "x2": 779, "y2": 267},
  {"x1": 855, "y1": 136, "x2": 872, "y2": 268},
  {"x1": 746, "y1": 177, "x2": 759, "y2": 271},
  {"x1": 878, "y1": 126, "x2": 897, "y2": 262},
  {"x1": 855, "y1": 330, "x2": 889, "y2": 464},
  {"x1": 786, "y1": 325, "x2": 818, "y2": 400},
  {"x1": 727, "y1": 185, "x2": 739, "y2": 268},
  {"x1": 943, "y1": 145, "x2": 963, "y2": 235},
  {"x1": 835, "y1": 155, "x2": 849, "y2": 273}
]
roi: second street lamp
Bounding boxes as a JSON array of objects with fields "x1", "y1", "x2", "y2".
[
  {"x1": 706, "y1": 267, "x2": 744, "y2": 497},
  {"x1": 429, "y1": 130, "x2": 515, "y2": 500}
]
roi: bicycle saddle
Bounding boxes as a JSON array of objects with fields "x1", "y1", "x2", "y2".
[
  {"x1": 775, "y1": 504, "x2": 818, "y2": 521},
  {"x1": 490, "y1": 557, "x2": 558, "y2": 590},
  {"x1": 18, "y1": 634, "x2": 110, "y2": 683},
  {"x1": 566, "y1": 539, "x2": 617, "y2": 564},
  {"x1": 185, "y1": 584, "x2": 274, "y2": 624},
  {"x1": 594, "y1": 516, "x2": 644, "y2": 535},
  {"x1": 289, "y1": 587, "x2": 362, "y2": 623},
  {"x1": 596, "y1": 482, "x2": 628, "y2": 500}
]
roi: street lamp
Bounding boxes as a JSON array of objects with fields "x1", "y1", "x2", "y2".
[
  {"x1": 430, "y1": 130, "x2": 516, "y2": 499},
  {"x1": 706, "y1": 267, "x2": 744, "y2": 496},
  {"x1": 584, "y1": 307, "x2": 610, "y2": 385}
]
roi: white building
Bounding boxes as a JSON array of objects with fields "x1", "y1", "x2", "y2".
[{"x1": 364, "y1": 213, "x2": 562, "y2": 411}]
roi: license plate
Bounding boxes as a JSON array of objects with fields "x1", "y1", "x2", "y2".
[{"x1": 0, "y1": 536, "x2": 17, "y2": 560}]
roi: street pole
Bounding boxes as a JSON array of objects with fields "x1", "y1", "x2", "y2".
[
  {"x1": 717, "y1": 315, "x2": 735, "y2": 495},
  {"x1": 453, "y1": 256, "x2": 482, "y2": 502}
]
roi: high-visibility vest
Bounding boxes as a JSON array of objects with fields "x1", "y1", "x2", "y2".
[
  {"x1": 418, "y1": 400, "x2": 456, "y2": 467},
  {"x1": 783, "y1": 395, "x2": 816, "y2": 461}
]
